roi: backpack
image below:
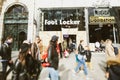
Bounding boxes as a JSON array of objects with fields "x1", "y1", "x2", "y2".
[
  {"x1": 0, "y1": 43, "x2": 8, "y2": 57},
  {"x1": 113, "y1": 47, "x2": 118, "y2": 55},
  {"x1": 0, "y1": 44, "x2": 3, "y2": 57}
]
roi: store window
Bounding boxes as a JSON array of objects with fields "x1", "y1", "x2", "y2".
[{"x1": 41, "y1": 8, "x2": 85, "y2": 31}]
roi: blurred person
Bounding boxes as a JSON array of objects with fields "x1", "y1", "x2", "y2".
[
  {"x1": 31, "y1": 36, "x2": 43, "y2": 60},
  {"x1": 105, "y1": 39, "x2": 116, "y2": 78},
  {"x1": 100, "y1": 40, "x2": 105, "y2": 52},
  {"x1": 105, "y1": 39, "x2": 116, "y2": 58},
  {"x1": 84, "y1": 46, "x2": 92, "y2": 70},
  {"x1": 47, "y1": 35, "x2": 59, "y2": 80},
  {"x1": 11, "y1": 43, "x2": 31, "y2": 80},
  {"x1": 106, "y1": 56, "x2": 120, "y2": 80},
  {"x1": 1, "y1": 35, "x2": 14, "y2": 80},
  {"x1": 23, "y1": 40, "x2": 41, "y2": 80},
  {"x1": 95, "y1": 41, "x2": 101, "y2": 52},
  {"x1": 58, "y1": 43, "x2": 63, "y2": 58},
  {"x1": 74, "y1": 49, "x2": 88, "y2": 76},
  {"x1": 78, "y1": 40, "x2": 85, "y2": 55},
  {"x1": 62, "y1": 39, "x2": 67, "y2": 52}
]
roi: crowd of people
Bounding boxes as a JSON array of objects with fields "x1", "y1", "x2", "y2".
[
  {"x1": 0, "y1": 35, "x2": 120, "y2": 80},
  {"x1": 0, "y1": 35, "x2": 43, "y2": 80},
  {"x1": 94, "y1": 39, "x2": 120, "y2": 80},
  {"x1": 104, "y1": 39, "x2": 120, "y2": 80}
]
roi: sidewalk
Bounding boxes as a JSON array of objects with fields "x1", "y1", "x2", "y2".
[{"x1": 39, "y1": 52, "x2": 107, "y2": 80}]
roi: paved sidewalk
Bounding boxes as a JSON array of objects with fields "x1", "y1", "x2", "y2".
[
  {"x1": 0, "y1": 51, "x2": 107, "y2": 80},
  {"x1": 39, "y1": 52, "x2": 107, "y2": 80}
]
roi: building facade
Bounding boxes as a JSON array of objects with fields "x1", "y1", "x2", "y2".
[{"x1": 0, "y1": 0, "x2": 120, "y2": 50}]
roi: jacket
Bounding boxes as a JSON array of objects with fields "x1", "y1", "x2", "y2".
[
  {"x1": 105, "y1": 45, "x2": 116, "y2": 58},
  {"x1": 85, "y1": 50, "x2": 92, "y2": 62},
  {"x1": 78, "y1": 44, "x2": 84, "y2": 55},
  {"x1": 12, "y1": 59, "x2": 29, "y2": 80},
  {"x1": 107, "y1": 57, "x2": 120, "y2": 80},
  {"x1": 47, "y1": 44, "x2": 59, "y2": 70},
  {"x1": 1, "y1": 43, "x2": 12, "y2": 60}
]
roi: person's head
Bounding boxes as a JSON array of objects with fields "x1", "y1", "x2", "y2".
[
  {"x1": 51, "y1": 35, "x2": 59, "y2": 43},
  {"x1": 50, "y1": 35, "x2": 59, "y2": 46},
  {"x1": 19, "y1": 43, "x2": 30, "y2": 54},
  {"x1": 6, "y1": 35, "x2": 13, "y2": 44},
  {"x1": 80, "y1": 40, "x2": 84, "y2": 44},
  {"x1": 35, "y1": 36, "x2": 41, "y2": 44},
  {"x1": 105, "y1": 39, "x2": 112, "y2": 45},
  {"x1": 18, "y1": 43, "x2": 30, "y2": 65}
]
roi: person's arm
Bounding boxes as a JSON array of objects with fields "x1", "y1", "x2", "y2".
[
  {"x1": 12, "y1": 59, "x2": 21, "y2": 80},
  {"x1": 2, "y1": 44, "x2": 8, "y2": 59},
  {"x1": 47, "y1": 46, "x2": 52, "y2": 64},
  {"x1": 106, "y1": 46, "x2": 115, "y2": 57}
]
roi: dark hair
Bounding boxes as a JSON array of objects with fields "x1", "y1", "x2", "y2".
[
  {"x1": 6, "y1": 35, "x2": 13, "y2": 40},
  {"x1": 51, "y1": 35, "x2": 59, "y2": 42},
  {"x1": 20, "y1": 43, "x2": 30, "y2": 53},
  {"x1": 80, "y1": 40, "x2": 84, "y2": 43}
]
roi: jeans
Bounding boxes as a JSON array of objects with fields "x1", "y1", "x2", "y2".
[
  {"x1": 2, "y1": 61, "x2": 14, "y2": 80},
  {"x1": 47, "y1": 67, "x2": 59, "y2": 80},
  {"x1": 75, "y1": 56, "x2": 88, "y2": 75}
]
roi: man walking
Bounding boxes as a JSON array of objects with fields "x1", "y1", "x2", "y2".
[
  {"x1": 47, "y1": 35, "x2": 59, "y2": 80},
  {"x1": 1, "y1": 35, "x2": 13, "y2": 80}
]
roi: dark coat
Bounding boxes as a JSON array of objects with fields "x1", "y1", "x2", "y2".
[
  {"x1": 12, "y1": 59, "x2": 29, "y2": 80},
  {"x1": 47, "y1": 43, "x2": 59, "y2": 70},
  {"x1": 107, "y1": 58, "x2": 120, "y2": 80},
  {"x1": 12, "y1": 54, "x2": 41, "y2": 80},
  {"x1": 1, "y1": 43, "x2": 12, "y2": 60},
  {"x1": 108, "y1": 65, "x2": 120, "y2": 80},
  {"x1": 26, "y1": 54, "x2": 41, "y2": 77},
  {"x1": 85, "y1": 50, "x2": 92, "y2": 62},
  {"x1": 78, "y1": 44, "x2": 84, "y2": 55}
]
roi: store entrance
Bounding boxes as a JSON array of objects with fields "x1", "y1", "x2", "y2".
[
  {"x1": 63, "y1": 35, "x2": 76, "y2": 48},
  {"x1": 89, "y1": 24, "x2": 115, "y2": 43}
]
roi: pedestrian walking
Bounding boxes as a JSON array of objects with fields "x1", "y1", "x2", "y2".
[
  {"x1": 47, "y1": 35, "x2": 59, "y2": 80},
  {"x1": 95, "y1": 41, "x2": 101, "y2": 52},
  {"x1": 105, "y1": 39, "x2": 116, "y2": 78},
  {"x1": 84, "y1": 46, "x2": 92, "y2": 70},
  {"x1": 11, "y1": 43, "x2": 31, "y2": 80},
  {"x1": 100, "y1": 40, "x2": 105, "y2": 52},
  {"x1": 59, "y1": 43, "x2": 63, "y2": 58},
  {"x1": 62, "y1": 39, "x2": 67, "y2": 52},
  {"x1": 78, "y1": 40, "x2": 85, "y2": 55},
  {"x1": 0, "y1": 35, "x2": 14, "y2": 80},
  {"x1": 74, "y1": 50, "x2": 88, "y2": 76},
  {"x1": 106, "y1": 55, "x2": 120, "y2": 80},
  {"x1": 31, "y1": 36, "x2": 43, "y2": 60},
  {"x1": 105, "y1": 39, "x2": 116, "y2": 58}
]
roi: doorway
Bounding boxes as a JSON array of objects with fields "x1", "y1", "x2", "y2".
[
  {"x1": 4, "y1": 4, "x2": 28, "y2": 50},
  {"x1": 89, "y1": 24, "x2": 116, "y2": 43},
  {"x1": 63, "y1": 35, "x2": 76, "y2": 48},
  {"x1": 18, "y1": 31, "x2": 27, "y2": 49}
]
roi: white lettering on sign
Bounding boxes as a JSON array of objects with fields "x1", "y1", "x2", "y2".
[
  {"x1": 44, "y1": 19, "x2": 80, "y2": 25},
  {"x1": 59, "y1": 20, "x2": 80, "y2": 25},
  {"x1": 45, "y1": 20, "x2": 57, "y2": 25}
]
